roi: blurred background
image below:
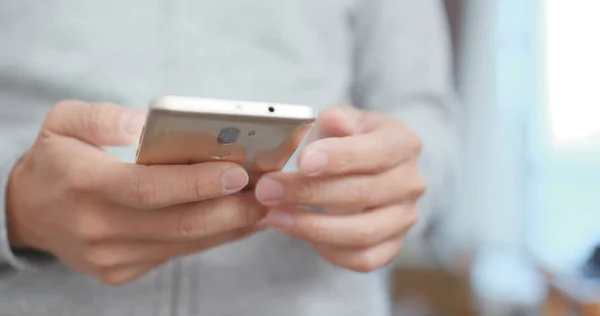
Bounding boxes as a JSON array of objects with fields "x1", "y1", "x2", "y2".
[{"x1": 391, "y1": 0, "x2": 600, "y2": 315}]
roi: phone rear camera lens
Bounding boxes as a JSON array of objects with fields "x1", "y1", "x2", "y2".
[
  {"x1": 218, "y1": 127, "x2": 241, "y2": 144},
  {"x1": 268, "y1": 106, "x2": 275, "y2": 113}
]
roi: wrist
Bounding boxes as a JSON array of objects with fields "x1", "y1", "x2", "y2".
[{"x1": 5, "y1": 154, "x2": 33, "y2": 249}]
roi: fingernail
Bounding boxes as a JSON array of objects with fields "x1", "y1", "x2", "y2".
[
  {"x1": 300, "y1": 150, "x2": 328, "y2": 176},
  {"x1": 221, "y1": 168, "x2": 249, "y2": 193},
  {"x1": 259, "y1": 211, "x2": 294, "y2": 229},
  {"x1": 256, "y1": 177, "x2": 284, "y2": 205},
  {"x1": 122, "y1": 110, "x2": 146, "y2": 136}
]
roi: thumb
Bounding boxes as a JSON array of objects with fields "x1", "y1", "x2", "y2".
[
  {"x1": 44, "y1": 100, "x2": 146, "y2": 147},
  {"x1": 311, "y1": 105, "x2": 361, "y2": 140}
]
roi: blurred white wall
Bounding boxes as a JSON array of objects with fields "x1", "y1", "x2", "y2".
[
  {"x1": 454, "y1": 0, "x2": 546, "y2": 308},
  {"x1": 450, "y1": 0, "x2": 535, "y2": 253},
  {"x1": 399, "y1": 1, "x2": 540, "y2": 273}
]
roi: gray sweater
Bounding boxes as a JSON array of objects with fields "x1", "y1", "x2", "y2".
[{"x1": 0, "y1": 1, "x2": 457, "y2": 315}]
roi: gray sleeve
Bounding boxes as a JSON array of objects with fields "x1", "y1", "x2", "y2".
[
  {"x1": 0, "y1": 94, "x2": 53, "y2": 272},
  {"x1": 350, "y1": 0, "x2": 460, "y2": 237},
  {"x1": 0, "y1": 143, "x2": 39, "y2": 271}
]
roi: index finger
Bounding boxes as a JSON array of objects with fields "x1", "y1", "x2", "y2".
[
  {"x1": 120, "y1": 192, "x2": 267, "y2": 242},
  {"x1": 91, "y1": 161, "x2": 249, "y2": 209},
  {"x1": 45, "y1": 100, "x2": 145, "y2": 146},
  {"x1": 298, "y1": 124, "x2": 421, "y2": 177},
  {"x1": 262, "y1": 204, "x2": 417, "y2": 248}
]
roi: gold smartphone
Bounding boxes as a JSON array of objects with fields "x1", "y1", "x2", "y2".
[{"x1": 135, "y1": 96, "x2": 316, "y2": 188}]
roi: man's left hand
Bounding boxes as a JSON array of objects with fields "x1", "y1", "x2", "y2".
[{"x1": 255, "y1": 106, "x2": 426, "y2": 272}]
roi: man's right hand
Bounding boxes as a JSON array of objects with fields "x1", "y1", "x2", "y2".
[{"x1": 5, "y1": 100, "x2": 266, "y2": 285}]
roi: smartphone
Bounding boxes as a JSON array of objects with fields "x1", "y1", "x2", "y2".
[{"x1": 135, "y1": 96, "x2": 316, "y2": 188}]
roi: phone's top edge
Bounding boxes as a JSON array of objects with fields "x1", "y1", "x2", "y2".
[{"x1": 150, "y1": 95, "x2": 316, "y2": 121}]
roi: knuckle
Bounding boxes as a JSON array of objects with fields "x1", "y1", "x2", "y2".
[
  {"x1": 409, "y1": 174, "x2": 427, "y2": 198},
  {"x1": 352, "y1": 240, "x2": 404, "y2": 273},
  {"x1": 51, "y1": 99, "x2": 79, "y2": 115},
  {"x1": 250, "y1": 206, "x2": 269, "y2": 225},
  {"x1": 53, "y1": 99, "x2": 71, "y2": 110},
  {"x1": 84, "y1": 103, "x2": 111, "y2": 135},
  {"x1": 64, "y1": 165, "x2": 94, "y2": 195},
  {"x1": 354, "y1": 224, "x2": 378, "y2": 247},
  {"x1": 46, "y1": 100, "x2": 87, "y2": 132},
  {"x1": 306, "y1": 222, "x2": 328, "y2": 244},
  {"x1": 83, "y1": 247, "x2": 119, "y2": 269},
  {"x1": 214, "y1": 195, "x2": 268, "y2": 230},
  {"x1": 172, "y1": 195, "x2": 263, "y2": 240},
  {"x1": 242, "y1": 205, "x2": 263, "y2": 227},
  {"x1": 350, "y1": 178, "x2": 374, "y2": 206},
  {"x1": 406, "y1": 132, "x2": 423, "y2": 155},
  {"x1": 241, "y1": 195, "x2": 268, "y2": 226},
  {"x1": 378, "y1": 152, "x2": 397, "y2": 171},
  {"x1": 175, "y1": 209, "x2": 208, "y2": 239},
  {"x1": 328, "y1": 152, "x2": 353, "y2": 173},
  {"x1": 375, "y1": 137, "x2": 397, "y2": 169},
  {"x1": 184, "y1": 172, "x2": 211, "y2": 201},
  {"x1": 78, "y1": 226, "x2": 107, "y2": 244},
  {"x1": 129, "y1": 176, "x2": 160, "y2": 207},
  {"x1": 294, "y1": 180, "x2": 320, "y2": 203},
  {"x1": 75, "y1": 212, "x2": 113, "y2": 243},
  {"x1": 352, "y1": 250, "x2": 380, "y2": 273},
  {"x1": 99, "y1": 271, "x2": 133, "y2": 286},
  {"x1": 35, "y1": 129, "x2": 53, "y2": 145}
]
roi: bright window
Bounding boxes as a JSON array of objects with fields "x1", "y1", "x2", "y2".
[
  {"x1": 546, "y1": 1, "x2": 600, "y2": 146},
  {"x1": 529, "y1": 0, "x2": 600, "y2": 270}
]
